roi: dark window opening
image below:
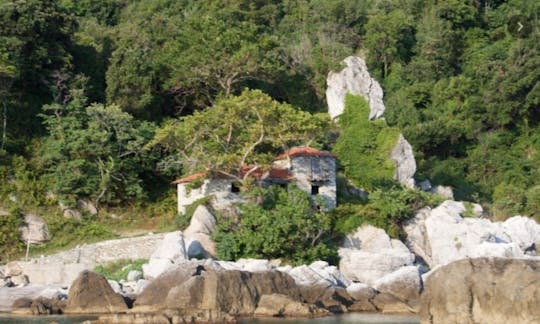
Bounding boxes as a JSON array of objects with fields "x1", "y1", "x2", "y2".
[
  {"x1": 231, "y1": 183, "x2": 241, "y2": 193},
  {"x1": 311, "y1": 185, "x2": 319, "y2": 195}
]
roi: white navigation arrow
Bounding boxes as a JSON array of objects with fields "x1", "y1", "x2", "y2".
[{"x1": 518, "y1": 22, "x2": 523, "y2": 32}]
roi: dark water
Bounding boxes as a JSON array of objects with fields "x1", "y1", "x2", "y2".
[
  {"x1": 241, "y1": 313, "x2": 420, "y2": 324},
  {"x1": 0, "y1": 313, "x2": 419, "y2": 324}
]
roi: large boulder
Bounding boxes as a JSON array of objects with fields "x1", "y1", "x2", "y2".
[
  {"x1": 390, "y1": 134, "x2": 417, "y2": 188},
  {"x1": 346, "y1": 283, "x2": 377, "y2": 312},
  {"x1": 254, "y1": 293, "x2": 327, "y2": 318},
  {"x1": 326, "y1": 56, "x2": 385, "y2": 120},
  {"x1": 339, "y1": 225, "x2": 415, "y2": 285},
  {"x1": 184, "y1": 205, "x2": 216, "y2": 236},
  {"x1": 142, "y1": 231, "x2": 187, "y2": 279},
  {"x1": 136, "y1": 266, "x2": 301, "y2": 317},
  {"x1": 404, "y1": 201, "x2": 538, "y2": 268},
  {"x1": 373, "y1": 266, "x2": 421, "y2": 313},
  {"x1": 283, "y1": 261, "x2": 350, "y2": 289},
  {"x1": 64, "y1": 270, "x2": 128, "y2": 314},
  {"x1": 19, "y1": 214, "x2": 50, "y2": 244},
  {"x1": 184, "y1": 205, "x2": 217, "y2": 259},
  {"x1": 420, "y1": 257, "x2": 540, "y2": 324},
  {"x1": 5, "y1": 261, "x2": 23, "y2": 277}
]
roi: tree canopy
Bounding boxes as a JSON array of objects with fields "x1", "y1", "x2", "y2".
[{"x1": 148, "y1": 89, "x2": 330, "y2": 180}]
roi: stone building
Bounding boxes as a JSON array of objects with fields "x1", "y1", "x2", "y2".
[{"x1": 174, "y1": 147, "x2": 337, "y2": 214}]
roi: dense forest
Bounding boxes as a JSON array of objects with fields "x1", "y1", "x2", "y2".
[{"x1": 0, "y1": 0, "x2": 538, "y2": 262}]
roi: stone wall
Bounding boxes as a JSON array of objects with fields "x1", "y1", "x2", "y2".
[
  {"x1": 291, "y1": 156, "x2": 337, "y2": 210},
  {"x1": 177, "y1": 179, "x2": 242, "y2": 214}
]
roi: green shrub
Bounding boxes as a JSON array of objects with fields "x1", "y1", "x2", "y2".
[
  {"x1": 94, "y1": 258, "x2": 146, "y2": 281},
  {"x1": 333, "y1": 94, "x2": 400, "y2": 190},
  {"x1": 333, "y1": 187, "x2": 442, "y2": 239},
  {"x1": 0, "y1": 207, "x2": 25, "y2": 262},
  {"x1": 30, "y1": 215, "x2": 116, "y2": 256},
  {"x1": 212, "y1": 186, "x2": 337, "y2": 265}
]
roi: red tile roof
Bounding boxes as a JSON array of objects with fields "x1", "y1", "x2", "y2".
[
  {"x1": 268, "y1": 168, "x2": 294, "y2": 180},
  {"x1": 173, "y1": 147, "x2": 330, "y2": 184},
  {"x1": 275, "y1": 146, "x2": 335, "y2": 160},
  {"x1": 172, "y1": 172, "x2": 206, "y2": 184}
]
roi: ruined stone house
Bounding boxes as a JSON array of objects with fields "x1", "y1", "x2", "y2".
[{"x1": 173, "y1": 147, "x2": 337, "y2": 214}]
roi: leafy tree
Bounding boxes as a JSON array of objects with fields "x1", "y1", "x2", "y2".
[
  {"x1": 212, "y1": 186, "x2": 337, "y2": 265},
  {"x1": 0, "y1": 208, "x2": 24, "y2": 262},
  {"x1": 365, "y1": 9, "x2": 415, "y2": 78},
  {"x1": 0, "y1": 0, "x2": 77, "y2": 143},
  {"x1": 38, "y1": 83, "x2": 156, "y2": 207},
  {"x1": 148, "y1": 89, "x2": 330, "y2": 180}
]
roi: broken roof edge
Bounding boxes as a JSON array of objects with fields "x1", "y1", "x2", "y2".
[{"x1": 274, "y1": 146, "x2": 336, "y2": 160}]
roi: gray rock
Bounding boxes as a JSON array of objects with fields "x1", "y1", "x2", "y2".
[
  {"x1": 184, "y1": 205, "x2": 216, "y2": 236},
  {"x1": 373, "y1": 266, "x2": 421, "y2": 311},
  {"x1": 142, "y1": 258, "x2": 174, "y2": 280},
  {"x1": 339, "y1": 225, "x2": 414, "y2": 285},
  {"x1": 185, "y1": 234, "x2": 216, "y2": 259},
  {"x1": 390, "y1": 134, "x2": 417, "y2": 188},
  {"x1": 404, "y1": 201, "x2": 537, "y2": 268},
  {"x1": 65, "y1": 271, "x2": 127, "y2": 314},
  {"x1": 19, "y1": 214, "x2": 50, "y2": 244},
  {"x1": 430, "y1": 185, "x2": 454, "y2": 199},
  {"x1": 107, "y1": 280, "x2": 122, "y2": 294},
  {"x1": 127, "y1": 270, "x2": 142, "y2": 282},
  {"x1": 236, "y1": 259, "x2": 272, "y2": 272},
  {"x1": 420, "y1": 258, "x2": 540, "y2": 324},
  {"x1": 346, "y1": 282, "x2": 377, "y2": 301},
  {"x1": 5, "y1": 261, "x2": 23, "y2": 277},
  {"x1": 326, "y1": 56, "x2": 385, "y2": 120},
  {"x1": 149, "y1": 231, "x2": 186, "y2": 261},
  {"x1": 184, "y1": 206, "x2": 217, "y2": 258},
  {"x1": 76, "y1": 200, "x2": 98, "y2": 215},
  {"x1": 135, "y1": 279, "x2": 150, "y2": 294},
  {"x1": 63, "y1": 209, "x2": 82, "y2": 221},
  {"x1": 11, "y1": 274, "x2": 29, "y2": 287},
  {"x1": 254, "y1": 293, "x2": 327, "y2": 317},
  {"x1": 417, "y1": 179, "x2": 432, "y2": 192}
]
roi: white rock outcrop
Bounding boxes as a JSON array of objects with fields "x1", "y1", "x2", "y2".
[
  {"x1": 390, "y1": 134, "x2": 417, "y2": 188},
  {"x1": 404, "y1": 201, "x2": 540, "y2": 268},
  {"x1": 184, "y1": 205, "x2": 217, "y2": 259},
  {"x1": 373, "y1": 266, "x2": 421, "y2": 304},
  {"x1": 142, "y1": 231, "x2": 187, "y2": 279},
  {"x1": 282, "y1": 261, "x2": 350, "y2": 289},
  {"x1": 326, "y1": 56, "x2": 385, "y2": 120},
  {"x1": 19, "y1": 214, "x2": 50, "y2": 244},
  {"x1": 338, "y1": 225, "x2": 415, "y2": 285}
]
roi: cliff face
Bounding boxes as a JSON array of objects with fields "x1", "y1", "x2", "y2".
[
  {"x1": 326, "y1": 56, "x2": 385, "y2": 121},
  {"x1": 326, "y1": 56, "x2": 416, "y2": 188}
]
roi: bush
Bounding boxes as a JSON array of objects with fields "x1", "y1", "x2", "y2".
[
  {"x1": 94, "y1": 258, "x2": 146, "y2": 281},
  {"x1": 333, "y1": 187, "x2": 442, "y2": 239},
  {"x1": 212, "y1": 186, "x2": 337, "y2": 265},
  {"x1": 0, "y1": 208, "x2": 25, "y2": 262},
  {"x1": 333, "y1": 94, "x2": 400, "y2": 190}
]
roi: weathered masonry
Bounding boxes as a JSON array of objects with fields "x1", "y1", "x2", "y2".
[{"x1": 174, "y1": 147, "x2": 337, "y2": 214}]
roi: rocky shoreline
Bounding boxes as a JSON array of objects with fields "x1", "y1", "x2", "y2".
[{"x1": 1, "y1": 200, "x2": 539, "y2": 323}]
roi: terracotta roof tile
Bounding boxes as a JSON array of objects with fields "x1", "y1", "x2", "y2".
[
  {"x1": 268, "y1": 168, "x2": 294, "y2": 180},
  {"x1": 172, "y1": 172, "x2": 206, "y2": 184},
  {"x1": 275, "y1": 146, "x2": 335, "y2": 160}
]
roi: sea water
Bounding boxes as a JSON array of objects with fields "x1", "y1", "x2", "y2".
[{"x1": 0, "y1": 313, "x2": 419, "y2": 324}]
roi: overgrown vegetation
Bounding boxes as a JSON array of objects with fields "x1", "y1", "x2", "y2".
[
  {"x1": 333, "y1": 187, "x2": 443, "y2": 239},
  {"x1": 0, "y1": 0, "x2": 538, "y2": 260},
  {"x1": 0, "y1": 208, "x2": 24, "y2": 262},
  {"x1": 213, "y1": 186, "x2": 338, "y2": 265},
  {"x1": 94, "y1": 258, "x2": 146, "y2": 281},
  {"x1": 333, "y1": 94, "x2": 401, "y2": 190}
]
